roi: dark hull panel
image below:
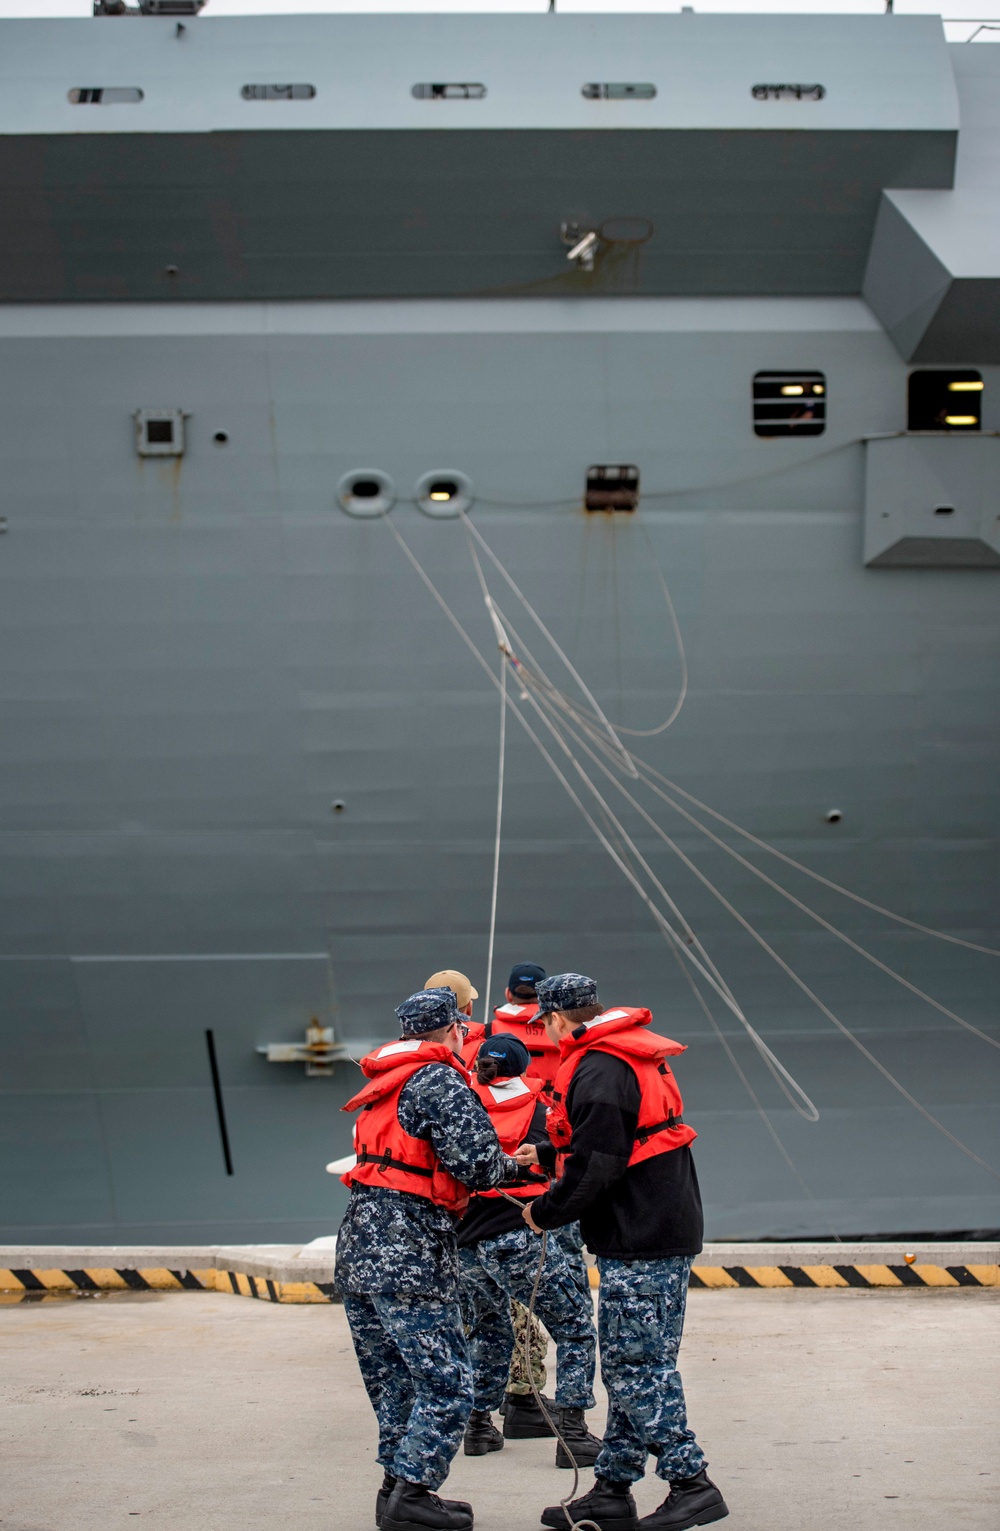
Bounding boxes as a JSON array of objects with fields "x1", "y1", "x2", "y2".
[{"x1": 0, "y1": 129, "x2": 955, "y2": 304}]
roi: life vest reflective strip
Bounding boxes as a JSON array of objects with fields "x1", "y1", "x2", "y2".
[
  {"x1": 488, "y1": 1002, "x2": 560, "y2": 1089},
  {"x1": 341, "y1": 1038, "x2": 471, "y2": 1214},
  {"x1": 548, "y1": 1007, "x2": 697, "y2": 1167},
  {"x1": 470, "y1": 1073, "x2": 548, "y2": 1201}
]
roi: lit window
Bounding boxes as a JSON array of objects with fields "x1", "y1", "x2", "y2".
[
  {"x1": 241, "y1": 84, "x2": 316, "y2": 101},
  {"x1": 68, "y1": 88, "x2": 144, "y2": 105},
  {"x1": 907, "y1": 371, "x2": 983, "y2": 432},
  {"x1": 411, "y1": 83, "x2": 486, "y2": 101},
  {"x1": 585, "y1": 465, "x2": 639, "y2": 512},
  {"x1": 753, "y1": 372, "x2": 826, "y2": 438}
]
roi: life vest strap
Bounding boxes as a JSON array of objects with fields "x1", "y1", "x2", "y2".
[
  {"x1": 635, "y1": 1112, "x2": 684, "y2": 1144},
  {"x1": 356, "y1": 1149, "x2": 435, "y2": 1179}
]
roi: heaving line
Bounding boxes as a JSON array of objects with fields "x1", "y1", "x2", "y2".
[{"x1": 380, "y1": 510, "x2": 1000, "y2": 1183}]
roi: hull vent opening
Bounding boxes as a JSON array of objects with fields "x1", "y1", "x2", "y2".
[
  {"x1": 752, "y1": 83, "x2": 826, "y2": 101},
  {"x1": 585, "y1": 465, "x2": 639, "y2": 512},
  {"x1": 241, "y1": 84, "x2": 316, "y2": 101},
  {"x1": 582, "y1": 83, "x2": 657, "y2": 100},
  {"x1": 753, "y1": 372, "x2": 826, "y2": 437},
  {"x1": 908, "y1": 371, "x2": 983, "y2": 432},
  {"x1": 69, "y1": 88, "x2": 143, "y2": 104},
  {"x1": 135, "y1": 409, "x2": 185, "y2": 457},
  {"x1": 411, "y1": 83, "x2": 486, "y2": 101}
]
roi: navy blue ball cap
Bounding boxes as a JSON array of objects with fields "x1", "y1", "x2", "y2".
[
  {"x1": 507, "y1": 961, "x2": 546, "y2": 999},
  {"x1": 395, "y1": 986, "x2": 461, "y2": 1036},
  {"x1": 477, "y1": 1032, "x2": 532, "y2": 1078},
  {"x1": 532, "y1": 972, "x2": 599, "y2": 1020}
]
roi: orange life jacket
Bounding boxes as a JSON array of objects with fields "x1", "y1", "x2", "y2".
[
  {"x1": 460, "y1": 1018, "x2": 488, "y2": 1070},
  {"x1": 470, "y1": 1073, "x2": 548, "y2": 1201},
  {"x1": 341, "y1": 1039, "x2": 471, "y2": 1214},
  {"x1": 486, "y1": 1002, "x2": 561, "y2": 1090},
  {"x1": 547, "y1": 1008, "x2": 696, "y2": 1165}
]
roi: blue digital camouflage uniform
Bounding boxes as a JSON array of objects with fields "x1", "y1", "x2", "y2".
[
  {"x1": 594, "y1": 1256, "x2": 707, "y2": 1484},
  {"x1": 550, "y1": 1220, "x2": 592, "y2": 1301},
  {"x1": 335, "y1": 1046, "x2": 513, "y2": 1491},
  {"x1": 458, "y1": 1226, "x2": 597, "y2": 1413}
]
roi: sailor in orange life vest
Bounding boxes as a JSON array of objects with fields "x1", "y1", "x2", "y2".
[
  {"x1": 514, "y1": 974, "x2": 730, "y2": 1531},
  {"x1": 334, "y1": 986, "x2": 520, "y2": 1531},
  {"x1": 480, "y1": 962, "x2": 559, "y2": 1086},
  {"x1": 428, "y1": 963, "x2": 584, "y2": 1441},
  {"x1": 456, "y1": 1031, "x2": 601, "y2": 1468},
  {"x1": 424, "y1": 969, "x2": 481, "y2": 1066}
]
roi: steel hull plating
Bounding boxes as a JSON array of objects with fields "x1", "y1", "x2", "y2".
[{"x1": 0, "y1": 297, "x2": 997, "y2": 1244}]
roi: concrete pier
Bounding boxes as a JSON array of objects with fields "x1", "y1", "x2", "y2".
[{"x1": 2, "y1": 1285, "x2": 997, "y2": 1531}]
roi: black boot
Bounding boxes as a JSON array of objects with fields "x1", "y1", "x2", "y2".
[
  {"x1": 381, "y1": 1480, "x2": 474, "y2": 1531},
  {"x1": 636, "y1": 1470, "x2": 729, "y2": 1530},
  {"x1": 463, "y1": 1408, "x2": 504, "y2": 1456},
  {"x1": 541, "y1": 1478, "x2": 638, "y2": 1531},
  {"x1": 502, "y1": 1391, "x2": 557, "y2": 1438},
  {"x1": 377, "y1": 1476, "x2": 473, "y2": 1531},
  {"x1": 552, "y1": 1405, "x2": 603, "y2": 1469}
]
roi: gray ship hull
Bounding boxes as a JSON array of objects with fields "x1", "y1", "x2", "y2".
[
  {"x1": 1, "y1": 295, "x2": 996, "y2": 1244},
  {"x1": 0, "y1": 13, "x2": 997, "y2": 1244}
]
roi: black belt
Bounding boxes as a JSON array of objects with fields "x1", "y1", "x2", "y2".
[
  {"x1": 356, "y1": 1149, "x2": 434, "y2": 1178},
  {"x1": 635, "y1": 1113, "x2": 683, "y2": 1145}
]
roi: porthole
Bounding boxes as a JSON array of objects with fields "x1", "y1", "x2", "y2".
[
  {"x1": 414, "y1": 470, "x2": 474, "y2": 519},
  {"x1": 68, "y1": 88, "x2": 144, "y2": 105},
  {"x1": 241, "y1": 84, "x2": 316, "y2": 101},
  {"x1": 907, "y1": 371, "x2": 983, "y2": 432},
  {"x1": 337, "y1": 469, "x2": 395, "y2": 519},
  {"x1": 411, "y1": 83, "x2": 486, "y2": 101},
  {"x1": 753, "y1": 372, "x2": 826, "y2": 437}
]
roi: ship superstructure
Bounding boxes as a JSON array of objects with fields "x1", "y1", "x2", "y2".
[{"x1": 0, "y1": 11, "x2": 997, "y2": 1244}]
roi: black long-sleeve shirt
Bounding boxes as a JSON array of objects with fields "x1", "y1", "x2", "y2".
[
  {"x1": 529, "y1": 1050, "x2": 703, "y2": 1260},
  {"x1": 456, "y1": 1098, "x2": 551, "y2": 1249}
]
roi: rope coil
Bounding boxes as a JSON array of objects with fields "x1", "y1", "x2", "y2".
[{"x1": 495, "y1": 1190, "x2": 601, "y2": 1531}]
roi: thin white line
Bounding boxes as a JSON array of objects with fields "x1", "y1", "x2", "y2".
[{"x1": 69, "y1": 953, "x2": 330, "y2": 964}]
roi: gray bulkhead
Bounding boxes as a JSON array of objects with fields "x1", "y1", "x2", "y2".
[{"x1": 0, "y1": 14, "x2": 996, "y2": 1244}]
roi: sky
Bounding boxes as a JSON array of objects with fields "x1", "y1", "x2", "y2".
[{"x1": 3, "y1": 0, "x2": 999, "y2": 41}]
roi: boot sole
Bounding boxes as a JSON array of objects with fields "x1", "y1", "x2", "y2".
[
  {"x1": 555, "y1": 1450, "x2": 602, "y2": 1469},
  {"x1": 541, "y1": 1515, "x2": 637, "y2": 1531},
  {"x1": 503, "y1": 1423, "x2": 555, "y2": 1439},
  {"x1": 638, "y1": 1501, "x2": 729, "y2": 1531},
  {"x1": 382, "y1": 1518, "x2": 473, "y2": 1531},
  {"x1": 463, "y1": 1439, "x2": 504, "y2": 1456}
]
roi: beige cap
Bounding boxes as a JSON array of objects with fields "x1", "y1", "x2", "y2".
[{"x1": 425, "y1": 969, "x2": 479, "y2": 1009}]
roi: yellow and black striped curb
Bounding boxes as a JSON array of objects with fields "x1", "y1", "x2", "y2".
[
  {"x1": 3, "y1": 1248, "x2": 997, "y2": 1302},
  {"x1": 686, "y1": 1262, "x2": 998, "y2": 1289},
  {"x1": 0, "y1": 1266, "x2": 338, "y2": 1305}
]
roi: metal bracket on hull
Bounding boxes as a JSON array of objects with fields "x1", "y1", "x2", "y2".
[
  {"x1": 863, "y1": 433, "x2": 1000, "y2": 568},
  {"x1": 257, "y1": 1019, "x2": 353, "y2": 1076}
]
